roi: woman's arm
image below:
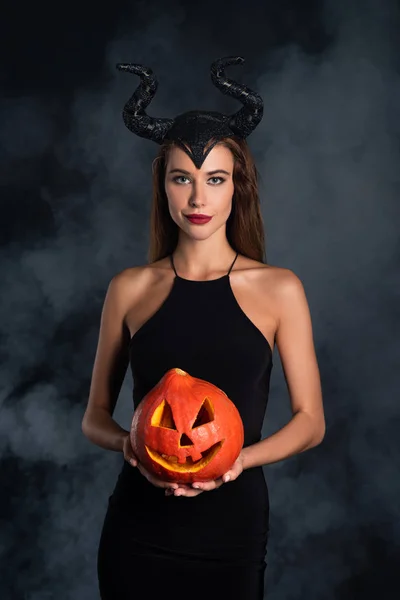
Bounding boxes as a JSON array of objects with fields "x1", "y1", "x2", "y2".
[
  {"x1": 242, "y1": 270, "x2": 325, "y2": 470},
  {"x1": 81, "y1": 270, "x2": 139, "y2": 452},
  {"x1": 82, "y1": 408, "x2": 129, "y2": 452}
]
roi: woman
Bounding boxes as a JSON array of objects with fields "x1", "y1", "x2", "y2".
[{"x1": 82, "y1": 56, "x2": 325, "y2": 600}]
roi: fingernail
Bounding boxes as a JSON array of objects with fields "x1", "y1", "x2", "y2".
[
  {"x1": 224, "y1": 475, "x2": 230, "y2": 482},
  {"x1": 192, "y1": 484, "x2": 200, "y2": 489}
]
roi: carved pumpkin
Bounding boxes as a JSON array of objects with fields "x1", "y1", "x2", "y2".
[{"x1": 130, "y1": 368, "x2": 244, "y2": 483}]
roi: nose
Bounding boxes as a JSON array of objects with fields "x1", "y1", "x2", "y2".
[
  {"x1": 180, "y1": 433, "x2": 193, "y2": 447},
  {"x1": 189, "y1": 180, "x2": 207, "y2": 207}
]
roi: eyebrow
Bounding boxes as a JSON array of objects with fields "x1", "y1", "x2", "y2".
[{"x1": 168, "y1": 168, "x2": 231, "y2": 176}]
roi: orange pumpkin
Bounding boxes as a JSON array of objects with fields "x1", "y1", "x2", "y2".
[{"x1": 130, "y1": 368, "x2": 244, "y2": 484}]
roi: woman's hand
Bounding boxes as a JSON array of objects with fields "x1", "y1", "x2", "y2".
[
  {"x1": 165, "y1": 451, "x2": 246, "y2": 498},
  {"x1": 122, "y1": 432, "x2": 139, "y2": 467},
  {"x1": 122, "y1": 434, "x2": 179, "y2": 493}
]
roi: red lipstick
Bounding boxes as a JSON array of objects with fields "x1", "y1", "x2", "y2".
[{"x1": 185, "y1": 214, "x2": 213, "y2": 225}]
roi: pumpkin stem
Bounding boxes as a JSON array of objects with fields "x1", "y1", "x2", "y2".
[{"x1": 174, "y1": 368, "x2": 187, "y2": 376}]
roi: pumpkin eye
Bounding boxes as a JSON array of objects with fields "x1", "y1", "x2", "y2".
[
  {"x1": 192, "y1": 397, "x2": 214, "y2": 428},
  {"x1": 151, "y1": 397, "x2": 215, "y2": 430},
  {"x1": 151, "y1": 399, "x2": 177, "y2": 429}
]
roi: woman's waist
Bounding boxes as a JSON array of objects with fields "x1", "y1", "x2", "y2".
[{"x1": 106, "y1": 484, "x2": 269, "y2": 562}]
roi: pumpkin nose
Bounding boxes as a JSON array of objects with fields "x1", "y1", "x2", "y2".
[{"x1": 180, "y1": 433, "x2": 194, "y2": 447}]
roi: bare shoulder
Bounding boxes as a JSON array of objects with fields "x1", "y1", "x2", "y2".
[
  {"x1": 106, "y1": 264, "x2": 153, "y2": 312},
  {"x1": 257, "y1": 262, "x2": 310, "y2": 335},
  {"x1": 107, "y1": 260, "x2": 168, "y2": 317},
  {"x1": 262, "y1": 263, "x2": 306, "y2": 318},
  {"x1": 113, "y1": 259, "x2": 168, "y2": 287},
  {"x1": 262, "y1": 263, "x2": 303, "y2": 298},
  {"x1": 239, "y1": 256, "x2": 305, "y2": 329},
  {"x1": 239, "y1": 256, "x2": 301, "y2": 295},
  {"x1": 108, "y1": 264, "x2": 143, "y2": 294}
]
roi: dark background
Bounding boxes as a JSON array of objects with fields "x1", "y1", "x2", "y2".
[{"x1": 1, "y1": 0, "x2": 399, "y2": 598}]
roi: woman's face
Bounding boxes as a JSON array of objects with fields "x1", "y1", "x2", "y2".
[{"x1": 164, "y1": 143, "x2": 235, "y2": 239}]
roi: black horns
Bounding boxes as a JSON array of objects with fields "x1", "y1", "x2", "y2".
[
  {"x1": 116, "y1": 56, "x2": 263, "y2": 142},
  {"x1": 210, "y1": 56, "x2": 264, "y2": 138},
  {"x1": 116, "y1": 63, "x2": 174, "y2": 144}
]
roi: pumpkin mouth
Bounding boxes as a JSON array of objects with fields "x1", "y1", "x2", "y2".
[{"x1": 145, "y1": 440, "x2": 224, "y2": 472}]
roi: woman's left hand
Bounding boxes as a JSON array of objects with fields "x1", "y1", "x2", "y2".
[{"x1": 165, "y1": 450, "x2": 246, "y2": 497}]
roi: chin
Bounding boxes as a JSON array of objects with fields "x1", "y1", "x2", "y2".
[{"x1": 186, "y1": 230, "x2": 214, "y2": 240}]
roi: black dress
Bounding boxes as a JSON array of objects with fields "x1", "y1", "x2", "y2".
[{"x1": 97, "y1": 252, "x2": 274, "y2": 600}]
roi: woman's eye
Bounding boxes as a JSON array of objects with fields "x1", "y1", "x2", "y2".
[{"x1": 173, "y1": 176, "x2": 225, "y2": 185}]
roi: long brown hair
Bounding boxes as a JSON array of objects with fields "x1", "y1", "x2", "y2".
[{"x1": 147, "y1": 136, "x2": 267, "y2": 264}]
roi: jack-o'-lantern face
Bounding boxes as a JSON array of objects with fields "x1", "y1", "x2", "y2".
[
  {"x1": 147, "y1": 397, "x2": 224, "y2": 473},
  {"x1": 130, "y1": 368, "x2": 244, "y2": 483}
]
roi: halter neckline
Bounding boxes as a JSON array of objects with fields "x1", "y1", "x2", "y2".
[{"x1": 169, "y1": 251, "x2": 239, "y2": 283}]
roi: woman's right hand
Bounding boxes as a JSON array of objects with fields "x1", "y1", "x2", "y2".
[{"x1": 122, "y1": 434, "x2": 179, "y2": 493}]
